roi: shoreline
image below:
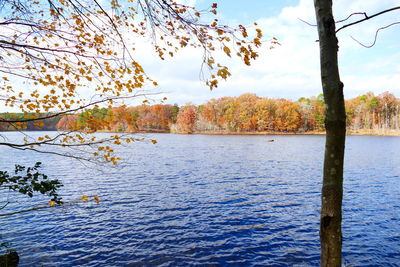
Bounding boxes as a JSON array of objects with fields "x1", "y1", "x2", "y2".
[
  {"x1": 2, "y1": 129, "x2": 400, "y2": 136},
  {"x1": 182, "y1": 130, "x2": 326, "y2": 136},
  {"x1": 180, "y1": 130, "x2": 400, "y2": 136}
]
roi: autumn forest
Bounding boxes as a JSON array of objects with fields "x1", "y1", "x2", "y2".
[{"x1": 2, "y1": 91, "x2": 399, "y2": 135}]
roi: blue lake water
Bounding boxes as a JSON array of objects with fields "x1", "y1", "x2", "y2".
[{"x1": 0, "y1": 133, "x2": 399, "y2": 266}]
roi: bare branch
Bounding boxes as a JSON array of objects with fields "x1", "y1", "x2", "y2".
[
  {"x1": 298, "y1": 18, "x2": 316, "y2": 27},
  {"x1": 350, "y1": 21, "x2": 400, "y2": 48},
  {"x1": 9, "y1": 146, "x2": 100, "y2": 163},
  {"x1": 0, "y1": 202, "x2": 9, "y2": 210},
  {"x1": 336, "y1": 6, "x2": 400, "y2": 33},
  {"x1": 336, "y1": 12, "x2": 367, "y2": 24},
  {"x1": 0, "y1": 193, "x2": 102, "y2": 217},
  {"x1": 0, "y1": 204, "x2": 50, "y2": 217}
]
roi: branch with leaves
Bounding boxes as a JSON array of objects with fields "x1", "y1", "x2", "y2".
[
  {"x1": 0, "y1": 162, "x2": 63, "y2": 204},
  {"x1": 0, "y1": 0, "x2": 272, "y2": 161},
  {"x1": 0, "y1": 0, "x2": 273, "y2": 218}
]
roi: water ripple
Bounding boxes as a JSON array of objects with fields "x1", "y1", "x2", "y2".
[{"x1": 0, "y1": 133, "x2": 399, "y2": 266}]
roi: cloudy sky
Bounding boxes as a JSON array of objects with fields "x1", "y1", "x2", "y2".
[{"x1": 138, "y1": 0, "x2": 400, "y2": 105}]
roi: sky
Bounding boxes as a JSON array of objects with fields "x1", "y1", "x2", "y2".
[
  {"x1": 136, "y1": 0, "x2": 400, "y2": 106},
  {"x1": 2, "y1": 0, "x2": 400, "y2": 110}
]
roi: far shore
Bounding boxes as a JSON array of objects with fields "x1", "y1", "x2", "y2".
[
  {"x1": 3, "y1": 129, "x2": 400, "y2": 136},
  {"x1": 181, "y1": 130, "x2": 400, "y2": 136}
]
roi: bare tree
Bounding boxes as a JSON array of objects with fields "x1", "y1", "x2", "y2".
[{"x1": 314, "y1": 1, "x2": 400, "y2": 266}]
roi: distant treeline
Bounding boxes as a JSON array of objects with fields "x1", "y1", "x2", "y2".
[
  {"x1": 0, "y1": 113, "x2": 60, "y2": 131},
  {"x1": 2, "y1": 92, "x2": 400, "y2": 134}
]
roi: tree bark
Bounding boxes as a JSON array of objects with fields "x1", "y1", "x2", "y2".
[{"x1": 314, "y1": 1, "x2": 346, "y2": 266}]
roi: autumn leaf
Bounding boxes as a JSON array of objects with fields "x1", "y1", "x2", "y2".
[
  {"x1": 256, "y1": 28, "x2": 263, "y2": 38},
  {"x1": 223, "y1": 46, "x2": 231, "y2": 57}
]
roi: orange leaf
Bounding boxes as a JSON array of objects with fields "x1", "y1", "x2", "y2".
[{"x1": 223, "y1": 46, "x2": 231, "y2": 57}]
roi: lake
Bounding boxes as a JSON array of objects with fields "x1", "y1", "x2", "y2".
[{"x1": 0, "y1": 133, "x2": 399, "y2": 266}]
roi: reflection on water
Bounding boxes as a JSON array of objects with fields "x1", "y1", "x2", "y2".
[{"x1": 0, "y1": 132, "x2": 399, "y2": 266}]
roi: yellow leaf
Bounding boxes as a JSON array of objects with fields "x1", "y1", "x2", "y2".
[
  {"x1": 256, "y1": 28, "x2": 263, "y2": 38},
  {"x1": 81, "y1": 195, "x2": 88, "y2": 202},
  {"x1": 49, "y1": 201, "x2": 55, "y2": 206},
  {"x1": 223, "y1": 46, "x2": 231, "y2": 57}
]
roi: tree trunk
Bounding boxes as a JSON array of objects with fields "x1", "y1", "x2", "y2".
[{"x1": 314, "y1": 1, "x2": 346, "y2": 266}]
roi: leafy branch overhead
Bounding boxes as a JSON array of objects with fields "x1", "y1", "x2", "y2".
[
  {"x1": 0, "y1": 0, "x2": 269, "y2": 110},
  {"x1": 0, "y1": 0, "x2": 276, "y2": 165}
]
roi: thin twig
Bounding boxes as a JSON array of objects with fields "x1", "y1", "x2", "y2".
[
  {"x1": 0, "y1": 197, "x2": 100, "y2": 217},
  {"x1": 298, "y1": 18, "x2": 316, "y2": 27},
  {"x1": 336, "y1": 6, "x2": 400, "y2": 33},
  {"x1": 336, "y1": 12, "x2": 367, "y2": 24},
  {"x1": 350, "y1": 22, "x2": 400, "y2": 48},
  {"x1": 0, "y1": 202, "x2": 9, "y2": 210},
  {"x1": 0, "y1": 205, "x2": 50, "y2": 217}
]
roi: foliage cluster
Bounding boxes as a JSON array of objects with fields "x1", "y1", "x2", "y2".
[
  {"x1": 0, "y1": 0, "x2": 270, "y2": 165},
  {"x1": 0, "y1": 162, "x2": 63, "y2": 204}
]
